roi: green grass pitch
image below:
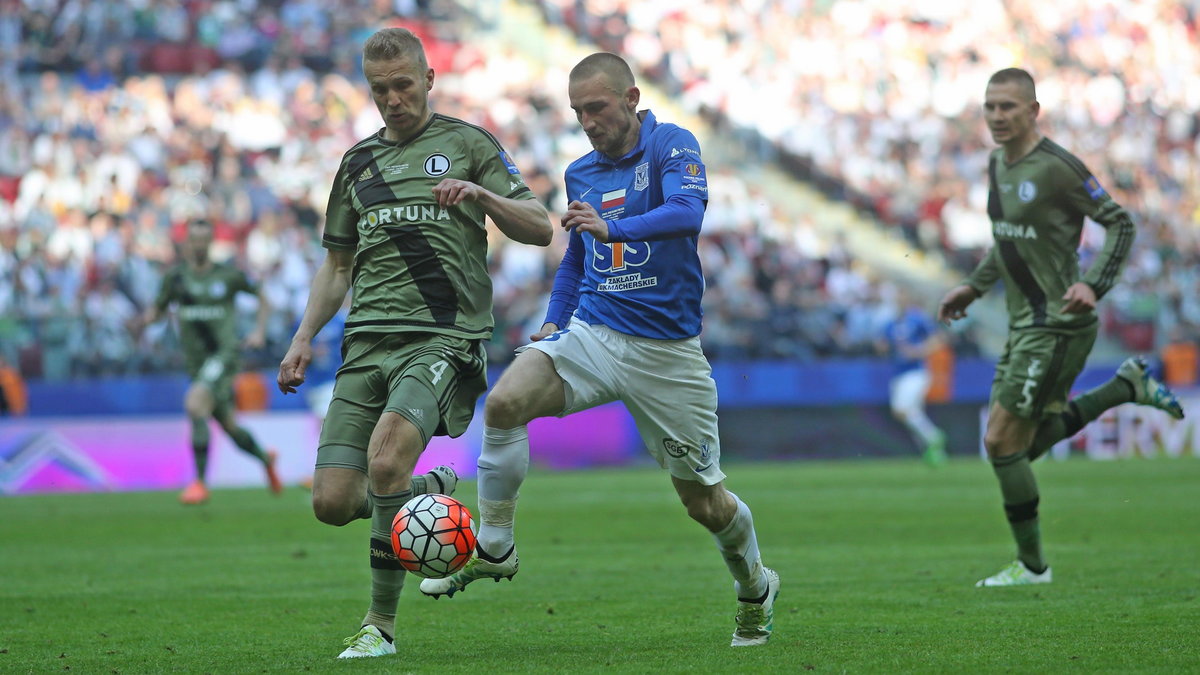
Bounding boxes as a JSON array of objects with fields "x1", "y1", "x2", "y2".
[{"x1": 2, "y1": 457, "x2": 1197, "y2": 673}]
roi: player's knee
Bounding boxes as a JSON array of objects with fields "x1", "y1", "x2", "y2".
[
  {"x1": 184, "y1": 387, "x2": 214, "y2": 418},
  {"x1": 983, "y1": 430, "x2": 1019, "y2": 458},
  {"x1": 312, "y1": 493, "x2": 356, "y2": 526},
  {"x1": 366, "y1": 453, "x2": 409, "y2": 492},
  {"x1": 483, "y1": 388, "x2": 527, "y2": 428}
]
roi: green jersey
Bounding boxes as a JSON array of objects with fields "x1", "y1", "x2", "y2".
[
  {"x1": 323, "y1": 114, "x2": 536, "y2": 340},
  {"x1": 965, "y1": 137, "x2": 1135, "y2": 330},
  {"x1": 154, "y1": 262, "x2": 257, "y2": 373}
]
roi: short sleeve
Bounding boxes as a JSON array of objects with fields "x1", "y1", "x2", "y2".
[
  {"x1": 323, "y1": 161, "x2": 359, "y2": 251},
  {"x1": 472, "y1": 135, "x2": 534, "y2": 201}
]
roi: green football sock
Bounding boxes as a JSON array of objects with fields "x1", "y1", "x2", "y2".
[
  {"x1": 1027, "y1": 402, "x2": 1083, "y2": 461},
  {"x1": 1028, "y1": 375, "x2": 1136, "y2": 461},
  {"x1": 991, "y1": 451, "x2": 1046, "y2": 573},
  {"x1": 189, "y1": 417, "x2": 210, "y2": 480},
  {"x1": 1074, "y1": 376, "x2": 1136, "y2": 420},
  {"x1": 354, "y1": 494, "x2": 374, "y2": 521},
  {"x1": 224, "y1": 425, "x2": 269, "y2": 463},
  {"x1": 409, "y1": 472, "x2": 435, "y2": 495},
  {"x1": 364, "y1": 489, "x2": 412, "y2": 638}
]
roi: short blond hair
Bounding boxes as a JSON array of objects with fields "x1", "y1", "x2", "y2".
[{"x1": 362, "y1": 28, "x2": 428, "y2": 70}]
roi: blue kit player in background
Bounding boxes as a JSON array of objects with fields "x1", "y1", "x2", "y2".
[
  {"x1": 882, "y1": 289, "x2": 948, "y2": 466},
  {"x1": 419, "y1": 52, "x2": 780, "y2": 647}
]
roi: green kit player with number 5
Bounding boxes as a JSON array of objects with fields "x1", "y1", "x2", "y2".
[{"x1": 938, "y1": 68, "x2": 1184, "y2": 588}]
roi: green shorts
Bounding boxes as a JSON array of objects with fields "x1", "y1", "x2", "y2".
[
  {"x1": 991, "y1": 323, "x2": 1098, "y2": 420},
  {"x1": 190, "y1": 354, "x2": 238, "y2": 416},
  {"x1": 316, "y1": 332, "x2": 487, "y2": 473}
]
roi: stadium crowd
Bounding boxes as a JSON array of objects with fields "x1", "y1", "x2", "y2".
[
  {"x1": 0, "y1": 0, "x2": 945, "y2": 382},
  {"x1": 534, "y1": 0, "x2": 1200, "y2": 355},
  {"x1": 22, "y1": 0, "x2": 1198, "y2": 381}
]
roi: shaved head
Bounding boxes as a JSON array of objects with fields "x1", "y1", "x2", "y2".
[
  {"x1": 987, "y1": 67, "x2": 1036, "y2": 102},
  {"x1": 569, "y1": 52, "x2": 635, "y2": 93}
]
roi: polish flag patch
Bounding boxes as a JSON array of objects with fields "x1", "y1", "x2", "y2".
[{"x1": 601, "y1": 189, "x2": 626, "y2": 209}]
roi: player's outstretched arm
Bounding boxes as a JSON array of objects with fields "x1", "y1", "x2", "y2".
[
  {"x1": 432, "y1": 179, "x2": 552, "y2": 246},
  {"x1": 937, "y1": 285, "x2": 980, "y2": 325},
  {"x1": 279, "y1": 249, "x2": 353, "y2": 394}
]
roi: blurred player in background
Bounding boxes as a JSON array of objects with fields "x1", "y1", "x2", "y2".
[
  {"x1": 881, "y1": 288, "x2": 947, "y2": 466},
  {"x1": 142, "y1": 218, "x2": 281, "y2": 505},
  {"x1": 938, "y1": 68, "x2": 1184, "y2": 587},
  {"x1": 419, "y1": 52, "x2": 780, "y2": 648},
  {"x1": 276, "y1": 28, "x2": 552, "y2": 659}
]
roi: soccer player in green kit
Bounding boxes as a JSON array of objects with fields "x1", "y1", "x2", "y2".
[
  {"x1": 276, "y1": 28, "x2": 552, "y2": 658},
  {"x1": 144, "y1": 217, "x2": 282, "y2": 505},
  {"x1": 938, "y1": 68, "x2": 1184, "y2": 587}
]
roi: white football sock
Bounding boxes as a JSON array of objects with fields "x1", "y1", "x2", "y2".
[
  {"x1": 712, "y1": 493, "x2": 767, "y2": 599},
  {"x1": 476, "y1": 425, "x2": 529, "y2": 556}
]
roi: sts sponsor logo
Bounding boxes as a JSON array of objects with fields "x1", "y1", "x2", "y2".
[{"x1": 592, "y1": 240, "x2": 650, "y2": 273}]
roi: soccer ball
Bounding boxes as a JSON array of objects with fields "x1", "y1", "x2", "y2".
[{"x1": 390, "y1": 493, "x2": 476, "y2": 579}]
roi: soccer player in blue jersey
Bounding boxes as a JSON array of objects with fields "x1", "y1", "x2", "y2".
[
  {"x1": 419, "y1": 52, "x2": 780, "y2": 647},
  {"x1": 881, "y1": 289, "x2": 947, "y2": 466}
]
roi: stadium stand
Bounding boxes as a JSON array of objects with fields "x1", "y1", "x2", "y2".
[{"x1": 1, "y1": 0, "x2": 1194, "y2": 384}]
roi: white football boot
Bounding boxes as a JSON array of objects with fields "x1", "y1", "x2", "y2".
[
  {"x1": 731, "y1": 567, "x2": 780, "y2": 646},
  {"x1": 975, "y1": 560, "x2": 1052, "y2": 587},
  {"x1": 337, "y1": 625, "x2": 395, "y2": 659},
  {"x1": 420, "y1": 547, "x2": 519, "y2": 599},
  {"x1": 421, "y1": 465, "x2": 459, "y2": 496}
]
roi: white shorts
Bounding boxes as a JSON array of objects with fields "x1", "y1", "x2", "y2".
[
  {"x1": 520, "y1": 318, "x2": 725, "y2": 485},
  {"x1": 889, "y1": 368, "x2": 931, "y2": 416}
]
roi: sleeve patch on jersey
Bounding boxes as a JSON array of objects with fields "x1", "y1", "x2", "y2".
[
  {"x1": 499, "y1": 151, "x2": 520, "y2": 175},
  {"x1": 1084, "y1": 176, "x2": 1107, "y2": 200},
  {"x1": 681, "y1": 162, "x2": 707, "y2": 185}
]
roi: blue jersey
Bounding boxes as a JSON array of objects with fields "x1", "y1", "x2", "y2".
[
  {"x1": 545, "y1": 110, "x2": 709, "y2": 340},
  {"x1": 884, "y1": 308, "x2": 936, "y2": 375}
]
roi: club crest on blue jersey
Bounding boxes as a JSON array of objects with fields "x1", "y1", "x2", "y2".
[
  {"x1": 634, "y1": 162, "x2": 649, "y2": 191},
  {"x1": 592, "y1": 239, "x2": 651, "y2": 273},
  {"x1": 498, "y1": 151, "x2": 520, "y2": 175},
  {"x1": 1084, "y1": 175, "x2": 1107, "y2": 200}
]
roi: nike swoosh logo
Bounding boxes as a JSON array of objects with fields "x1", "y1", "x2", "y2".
[{"x1": 694, "y1": 463, "x2": 713, "y2": 473}]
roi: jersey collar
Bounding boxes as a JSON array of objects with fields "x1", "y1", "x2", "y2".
[
  {"x1": 592, "y1": 109, "x2": 657, "y2": 166},
  {"x1": 375, "y1": 113, "x2": 437, "y2": 147}
]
